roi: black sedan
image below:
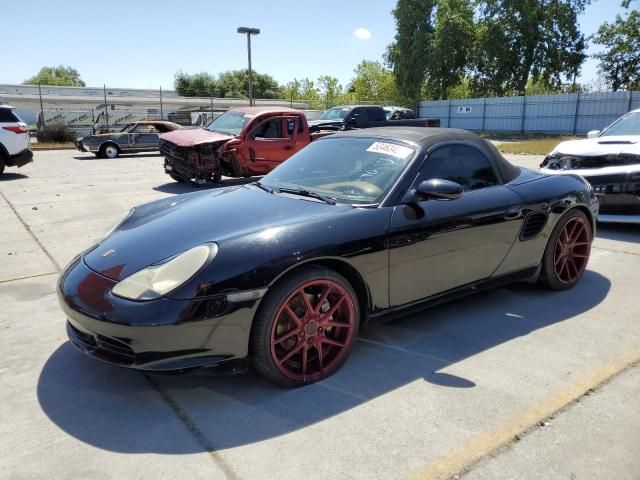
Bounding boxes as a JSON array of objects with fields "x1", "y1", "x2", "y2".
[
  {"x1": 58, "y1": 127, "x2": 598, "y2": 387},
  {"x1": 75, "y1": 121, "x2": 182, "y2": 158}
]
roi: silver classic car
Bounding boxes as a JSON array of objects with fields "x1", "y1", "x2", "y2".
[{"x1": 75, "y1": 121, "x2": 183, "y2": 158}]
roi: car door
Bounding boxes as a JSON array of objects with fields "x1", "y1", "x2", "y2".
[
  {"x1": 243, "y1": 116, "x2": 300, "y2": 174},
  {"x1": 388, "y1": 143, "x2": 524, "y2": 307},
  {"x1": 128, "y1": 124, "x2": 160, "y2": 150}
]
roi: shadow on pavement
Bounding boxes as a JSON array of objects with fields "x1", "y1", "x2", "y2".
[
  {"x1": 597, "y1": 223, "x2": 640, "y2": 245},
  {"x1": 37, "y1": 270, "x2": 610, "y2": 453},
  {"x1": 0, "y1": 172, "x2": 28, "y2": 181},
  {"x1": 153, "y1": 177, "x2": 259, "y2": 194},
  {"x1": 72, "y1": 153, "x2": 161, "y2": 160}
]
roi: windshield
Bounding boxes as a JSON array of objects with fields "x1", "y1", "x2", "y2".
[
  {"x1": 120, "y1": 123, "x2": 135, "y2": 132},
  {"x1": 261, "y1": 137, "x2": 417, "y2": 205},
  {"x1": 601, "y1": 112, "x2": 640, "y2": 137},
  {"x1": 319, "y1": 107, "x2": 350, "y2": 121},
  {"x1": 207, "y1": 111, "x2": 254, "y2": 135}
]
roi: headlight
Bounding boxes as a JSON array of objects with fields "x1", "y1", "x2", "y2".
[{"x1": 112, "y1": 244, "x2": 216, "y2": 301}]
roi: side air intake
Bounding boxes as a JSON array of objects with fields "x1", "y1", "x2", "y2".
[{"x1": 520, "y1": 212, "x2": 548, "y2": 240}]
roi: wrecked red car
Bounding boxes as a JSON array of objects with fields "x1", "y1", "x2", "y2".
[{"x1": 159, "y1": 107, "x2": 326, "y2": 184}]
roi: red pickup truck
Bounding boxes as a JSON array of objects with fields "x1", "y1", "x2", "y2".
[{"x1": 159, "y1": 107, "x2": 324, "y2": 184}]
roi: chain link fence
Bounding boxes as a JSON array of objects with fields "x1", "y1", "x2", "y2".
[{"x1": 0, "y1": 84, "x2": 399, "y2": 139}]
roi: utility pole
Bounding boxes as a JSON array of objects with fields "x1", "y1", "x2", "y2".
[{"x1": 237, "y1": 27, "x2": 261, "y2": 106}]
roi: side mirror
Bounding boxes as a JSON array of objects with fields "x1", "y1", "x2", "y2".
[
  {"x1": 348, "y1": 115, "x2": 358, "y2": 124},
  {"x1": 587, "y1": 130, "x2": 600, "y2": 139},
  {"x1": 414, "y1": 179, "x2": 463, "y2": 201}
]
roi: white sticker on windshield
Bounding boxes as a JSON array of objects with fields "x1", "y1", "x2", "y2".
[{"x1": 366, "y1": 142, "x2": 413, "y2": 159}]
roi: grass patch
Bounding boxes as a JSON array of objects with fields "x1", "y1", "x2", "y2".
[{"x1": 497, "y1": 137, "x2": 578, "y2": 155}]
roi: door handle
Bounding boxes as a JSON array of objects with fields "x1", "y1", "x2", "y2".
[
  {"x1": 504, "y1": 206, "x2": 522, "y2": 219},
  {"x1": 283, "y1": 145, "x2": 293, "y2": 151}
]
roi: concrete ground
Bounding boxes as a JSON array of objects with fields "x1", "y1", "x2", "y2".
[{"x1": 1, "y1": 149, "x2": 639, "y2": 480}]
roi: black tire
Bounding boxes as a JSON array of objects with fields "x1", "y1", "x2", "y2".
[
  {"x1": 539, "y1": 209, "x2": 592, "y2": 290},
  {"x1": 99, "y1": 143, "x2": 119, "y2": 159},
  {"x1": 170, "y1": 173, "x2": 186, "y2": 183},
  {"x1": 0, "y1": 156, "x2": 5, "y2": 175},
  {"x1": 250, "y1": 265, "x2": 360, "y2": 388}
]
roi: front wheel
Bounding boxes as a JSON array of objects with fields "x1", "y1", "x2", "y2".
[
  {"x1": 540, "y1": 209, "x2": 592, "y2": 290},
  {"x1": 250, "y1": 266, "x2": 360, "y2": 387},
  {"x1": 100, "y1": 143, "x2": 119, "y2": 159},
  {"x1": 0, "y1": 156, "x2": 5, "y2": 175}
]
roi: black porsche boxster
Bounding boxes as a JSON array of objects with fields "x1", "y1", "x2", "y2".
[{"x1": 58, "y1": 127, "x2": 598, "y2": 387}]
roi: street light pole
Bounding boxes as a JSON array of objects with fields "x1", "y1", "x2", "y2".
[{"x1": 237, "y1": 27, "x2": 260, "y2": 107}]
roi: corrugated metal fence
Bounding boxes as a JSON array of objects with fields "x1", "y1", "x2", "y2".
[{"x1": 418, "y1": 91, "x2": 640, "y2": 134}]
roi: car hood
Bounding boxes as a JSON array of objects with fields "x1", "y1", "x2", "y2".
[
  {"x1": 83, "y1": 186, "x2": 351, "y2": 281},
  {"x1": 552, "y1": 136, "x2": 640, "y2": 157},
  {"x1": 159, "y1": 128, "x2": 234, "y2": 147}
]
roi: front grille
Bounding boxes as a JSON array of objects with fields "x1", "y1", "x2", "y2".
[
  {"x1": 159, "y1": 139, "x2": 188, "y2": 161},
  {"x1": 67, "y1": 322, "x2": 135, "y2": 366},
  {"x1": 520, "y1": 211, "x2": 548, "y2": 240}
]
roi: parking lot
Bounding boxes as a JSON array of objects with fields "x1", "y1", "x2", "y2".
[{"x1": 1, "y1": 149, "x2": 639, "y2": 479}]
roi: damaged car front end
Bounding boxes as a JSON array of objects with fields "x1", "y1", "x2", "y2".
[{"x1": 541, "y1": 109, "x2": 640, "y2": 223}]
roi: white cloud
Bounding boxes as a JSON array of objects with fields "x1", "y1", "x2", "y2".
[{"x1": 353, "y1": 27, "x2": 372, "y2": 40}]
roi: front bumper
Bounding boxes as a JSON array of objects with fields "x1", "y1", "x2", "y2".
[
  {"x1": 57, "y1": 256, "x2": 258, "y2": 372},
  {"x1": 542, "y1": 167, "x2": 640, "y2": 222},
  {"x1": 74, "y1": 139, "x2": 87, "y2": 152},
  {"x1": 8, "y1": 148, "x2": 33, "y2": 168}
]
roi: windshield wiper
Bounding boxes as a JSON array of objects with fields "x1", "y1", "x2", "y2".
[
  {"x1": 252, "y1": 181, "x2": 275, "y2": 193},
  {"x1": 277, "y1": 187, "x2": 337, "y2": 205}
]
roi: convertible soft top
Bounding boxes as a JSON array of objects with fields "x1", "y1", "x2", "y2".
[{"x1": 328, "y1": 127, "x2": 521, "y2": 183}]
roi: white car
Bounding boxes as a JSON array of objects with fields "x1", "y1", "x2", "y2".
[
  {"x1": 0, "y1": 105, "x2": 33, "y2": 176},
  {"x1": 540, "y1": 109, "x2": 640, "y2": 223}
]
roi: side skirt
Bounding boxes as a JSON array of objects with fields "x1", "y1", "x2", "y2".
[{"x1": 368, "y1": 266, "x2": 539, "y2": 326}]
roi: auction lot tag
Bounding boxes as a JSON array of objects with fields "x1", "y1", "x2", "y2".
[{"x1": 366, "y1": 142, "x2": 413, "y2": 159}]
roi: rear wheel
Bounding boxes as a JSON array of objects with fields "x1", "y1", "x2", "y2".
[
  {"x1": 540, "y1": 209, "x2": 592, "y2": 290},
  {"x1": 250, "y1": 266, "x2": 360, "y2": 387},
  {"x1": 169, "y1": 173, "x2": 186, "y2": 183},
  {"x1": 100, "y1": 143, "x2": 119, "y2": 159},
  {"x1": 0, "y1": 156, "x2": 5, "y2": 175}
]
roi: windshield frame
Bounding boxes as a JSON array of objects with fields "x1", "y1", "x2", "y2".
[
  {"x1": 600, "y1": 111, "x2": 640, "y2": 137},
  {"x1": 259, "y1": 135, "x2": 420, "y2": 207}
]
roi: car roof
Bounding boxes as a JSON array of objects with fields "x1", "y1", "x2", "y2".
[
  {"x1": 327, "y1": 127, "x2": 521, "y2": 183},
  {"x1": 135, "y1": 120, "x2": 180, "y2": 127},
  {"x1": 330, "y1": 126, "x2": 476, "y2": 147},
  {"x1": 0, "y1": 104, "x2": 15, "y2": 109},
  {"x1": 230, "y1": 106, "x2": 303, "y2": 115}
]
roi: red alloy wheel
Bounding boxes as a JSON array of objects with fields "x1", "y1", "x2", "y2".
[
  {"x1": 269, "y1": 279, "x2": 357, "y2": 382},
  {"x1": 553, "y1": 216, "x2": 591, "y2": 285}
]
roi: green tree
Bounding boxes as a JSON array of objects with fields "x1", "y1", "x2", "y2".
[
  {"x1": 474, "y1": 0, "x2": 589, "y2": 96},
  {"x1": 317, "y1": 75, "x2": 344, "y2": 107},
  {"x1": 174, "y1": 71, "x2": 217, "y2": 96},
  {"x1": 593, "y1": 10, "x2": 640, "y2": 91},
  {"x1": 174, "y1": 70, "x2": 280, "y2": 98},
  {"x1": 24, "y1": 66, "x2": 85, "y2": 87},
  {"x1": 350, "y1": 60, "x2": 401, "y2": 103},
  {"x1": 386, "y1": 0, "x2": 437, "y2": 103},
  {"x1": 427, "y1": 0, "x2": 475, "y2": 100}
]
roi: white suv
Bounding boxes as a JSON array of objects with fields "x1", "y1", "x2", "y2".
[{"x1": 0, "y1": 105, "x2": 33, "y2": 176}]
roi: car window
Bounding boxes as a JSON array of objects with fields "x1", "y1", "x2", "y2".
[
  {"x1": 207, "y1": 111, "x2": 253, "y2": 135},
  {"x1": 0, "y1": 109, "x2": 20, "y2": 123},
  {"x1": 367, "y1": 107, "x2": 386, "y2": 122},
  {"x1": 253, "y1": 119, "x2": 283, "y2": 139},
  {"x1": 133, "y1": 125, "x2": 159, "y2": 134},
  {"x1": 262, "y1": 137, "x2": 417, "y2": 205},
  {"x1": 286, "y1": 116, "x2": 304, "y2": 136},
  {"x1": 418, "y1": 144, "x2": 499, "y2": 191},
  {"x1": 352, "y1": 108, "x2": 368, "y2": 123}
]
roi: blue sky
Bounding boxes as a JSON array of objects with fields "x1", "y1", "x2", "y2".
[{"x1": 2, "y1": 0, "x2": 627, "y2": 90}]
